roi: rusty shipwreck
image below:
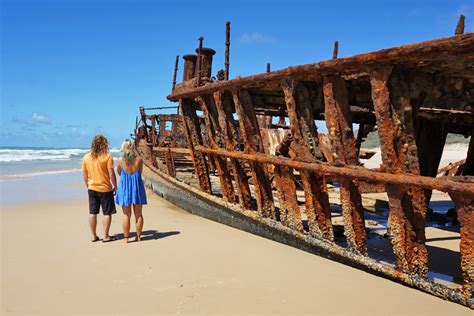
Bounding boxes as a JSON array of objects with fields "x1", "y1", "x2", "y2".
[{"x1": 133, "y1": 17, "x2": 474, "y2": 308}]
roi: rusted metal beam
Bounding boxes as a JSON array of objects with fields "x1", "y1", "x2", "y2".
[
  {"x1": 164, "y1": 146, "x2": 176, "y2": 177},
  {"x1": 438, "y1": 159, "x2": 466, "y2": 177},
  {"x1": 180, "y1": 98, "x2": 212, "y2": 193},
  {"x1": 213, "y1": 91, "x2": 253, "y2": 210},
  {"x1": 449, "y1": 186, "x2": 474, "y2": 298},
  {"x1": 273, "y1": 164, "x2": 301, "y2": 229},
  {"x1": 323, "y1": 76, "x2": 366, "y2": 254},
  {"x1": 225, "y1": 21, "x2": 230, "y2": 80},
  {"x1": 282, "y1": 79, "x2": 333, "y2": 239},
  {"x1": 168, "y1": 34, "x2": 474, "y2": 101},
  {"x1": 332, "y1": 41, "x2": 339, "y2": 59},
  {"x1": 143, "y1": 106, "x2": 179, "y2": 111},
  {"x1": 150, "y1": 115, "x2": 157, "y2": 147},
  {"x1": 370, "y1": 66, "x2": 428, "y2": 277},
  {"x1": 455, "y1": 14, "x2": 465, "y2": 35},
  {"x1": 198, "y1": 95, "x2": 236, "y2": 203},
  {"x1": 232, "y1": 89, "x2": 275, "y2": 219},
  {"x1": 196, "y1": 37, "x2": 203, "y2": 87},
  {"x1": 195, "y1": 146, "x2": 474, "y2": 195},
  {"x1": 152, "y1": 147, "x2": 190, "y2": 154},
  {"x1": 391, "y1": 69, "x2": 430, "y2": 278},
  {"x1": 172, "y1": 55, "x2": 179, "y2": 91}
]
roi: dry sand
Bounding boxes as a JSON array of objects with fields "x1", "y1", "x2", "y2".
[
  {"x1": 1, "y1": 189, "x2": 471, "y2": 315},
  {"x1": 362, "y1": 143, "x2": 468, "y2": 169}
]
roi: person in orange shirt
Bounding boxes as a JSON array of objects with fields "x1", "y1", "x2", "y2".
[{"x1": 82, "y1": 135, "x2": 118, "y2": 242}]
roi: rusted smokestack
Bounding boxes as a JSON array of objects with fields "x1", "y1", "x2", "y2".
[
  {"x1": 195, "y1": 47, "x2": 216, "y2": 79},
  {"x1": 182, "y1": 54, "x2": 197, "y2": 81},
  {"x1": 225, "y1": 21, "x2": 230, "y2": 80}
]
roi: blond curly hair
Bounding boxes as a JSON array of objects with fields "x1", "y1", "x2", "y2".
[{"x1": 90, "y1": 134, "x2": 109, "y2": 159}]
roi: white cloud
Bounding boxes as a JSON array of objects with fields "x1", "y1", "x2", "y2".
[
  {"x1": 32, "y1": 112, "x2": 50, "y2": 123},
  {"x1": 240, "y1": 32, "x2": 275, "y2": 44}
]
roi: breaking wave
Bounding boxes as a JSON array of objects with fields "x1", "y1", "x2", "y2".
[{"x1": 0, "y1": 148, "x2": 119, "y2": 163}]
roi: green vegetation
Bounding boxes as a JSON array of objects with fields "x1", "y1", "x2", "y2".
[
  {"x1": 360, "y1": 131, "x2": 380, "y2": 148},
  {"x1": 445, "y1": 134, "x2": 471, "y2": 145}
]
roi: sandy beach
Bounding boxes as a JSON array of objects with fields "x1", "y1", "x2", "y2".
[
  {"x1": 3, "y1": 1, "x2": 472, "y2": 313},
  {"x1": 2, "y1": 185, "x2": 471, "y2": 315}
]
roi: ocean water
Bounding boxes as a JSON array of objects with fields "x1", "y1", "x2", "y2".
[{"x1": 0, "y1": 147, "x2": 120, "y2": 205}]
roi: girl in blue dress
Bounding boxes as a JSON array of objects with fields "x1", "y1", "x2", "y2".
[{"x1": 116, "y1": 139, "x2": 147, "y2": 243}]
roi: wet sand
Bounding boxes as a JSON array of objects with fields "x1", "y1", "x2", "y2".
[{"x1": 1, "y1": 189, "x2": 471, "y2": 315}]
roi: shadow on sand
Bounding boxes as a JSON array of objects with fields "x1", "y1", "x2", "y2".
[{"x1": 115, "y1": 230, "x2": 180, "y2": 242}]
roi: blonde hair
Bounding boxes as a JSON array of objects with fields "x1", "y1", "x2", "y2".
[
  {"x1": 120, "y1": 139, "x2": 136, "y2": 162},
  {"x1": 91, "y1": 134, "x2": 109, "y2": 159}
]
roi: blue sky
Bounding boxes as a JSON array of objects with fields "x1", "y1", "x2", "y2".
[{"x1": 1, "y1": 0, "x2": 472, "y2": 148}]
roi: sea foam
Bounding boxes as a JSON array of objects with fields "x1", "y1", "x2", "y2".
[{"x1": 0, "y1": 148, "x2": 119, "y2": 162}]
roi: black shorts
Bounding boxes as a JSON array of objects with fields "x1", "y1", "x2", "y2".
[{"x1": 88, "y1": 189, "x2": 116, "y2": 215}]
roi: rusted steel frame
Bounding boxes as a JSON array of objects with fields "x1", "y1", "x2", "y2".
[
  {"x1": 164, "y1": 146, "x2": 176, "y2": 177},
  {"x1": 273, "y1": 165, "x2": 301, "y2": 229},
  {"x1": 139, "y1": 144, "x2": 473, "y2": 308},
  {"x1": 152, "y1": 147, "x2": 190, "y2": 154},
  {"x1": 370, "y1": 66, "x2": 427, "y2": 277},
  {"x1": 195, "y1": 146, "x2": 474, "y2": 195},
  {"x1": 180, "y1": 99, "x2": 212, "y2": 194},
  {"x1": 389, "y1": 68, "x2": 429, "y2": 278},
  {"x1": 323, "y1": 76, "x2": 366, "y2": 254},
  {"x1": 158, "y1": 113, "x2": 183, "y2": 121},
  {"x1": 317, "y1": 133, "x2": 333, "y2": 163},
  {"x1": 272, "y1": 127, "x2": 303, "y2": 230},
  {"x1": 213, "y1": 91, "x2": 253, "y2": 210},
  {"x1": 144, "y1": 143, "x2": 158, "y2": 167},
  {"x1": 199, "y1": 118, "x2": 217, "y2": 174},
  {"x1": 449, "y1": 189, "x2": 474, "y2": 298},
  {"x1": 225, "y1": 21, "x2": 230, "y2": 80},
  {"x1": 168, "y1": 34, "x2": 474, "y2": 101},
  {"x1": 150, "y1": 115, "x2": 157, "y2": 147},
  {"x1": 295, "y1": 83, "x2": 325, "y2": 160},
  {"x1": 232, "y1": 89, "x2": 275, "y2": 219},
  {"x1": 282, "y1": 79, "x2": 332, "y2": 238},
  {"x1": 198, "y1": 95, "x2": 235, "y2": 203},
  {"x1": 437, "y1": 159, "x2": 466, "y2": 177}
]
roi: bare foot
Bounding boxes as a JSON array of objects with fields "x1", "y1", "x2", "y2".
[
  {"x1": 135, "y1": 237, "x2": 141, "y2": 242},
  {"x1": 123, "y1": 237, "x2": 129, "y2": 244}
]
